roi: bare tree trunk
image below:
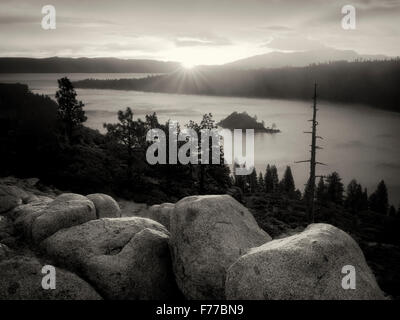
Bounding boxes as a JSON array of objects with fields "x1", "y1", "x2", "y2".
[
  {"x1": 308, "y1": 83, "x2": 318, "y2": 223},
  {"x1": 296, "y1": 83, "x2": 325, "y2": 223}
]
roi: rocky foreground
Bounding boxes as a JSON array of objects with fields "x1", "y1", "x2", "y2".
[{"x1": 0, "y1": 177, "x2": 385, "y2": 300}]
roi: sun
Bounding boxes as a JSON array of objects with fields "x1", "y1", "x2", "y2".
[{"x1": 181, "y1": 61, "x2": 196, "y2": 69}]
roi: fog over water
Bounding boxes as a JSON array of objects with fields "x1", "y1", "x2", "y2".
[{"x1": 1, "y1": 73, "x2": 399, "y2": 205}]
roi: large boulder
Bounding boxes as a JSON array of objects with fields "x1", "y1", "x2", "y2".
[
  {"x1": 0, "y1": 178, "x2": 58, "y2": 215},
  {"x1": 0, "y1": 243, "x2": 12, "y2": 259},
  {"x1": 14, "y1": 193, "x2": 96, "y2": 243},
  {"x1": 0, "y1": 185, "x2": 29, "y2": 213},
  {"x1": 12, "y1": 197, "x2": 53, "y2": 239},
  {"x1": 0, "y1": 215, "x2": 15, "y2": 247},
  {"x1": 168, "y1": 195, "x2": 271, "y2": 300},
  {"x1": 0, "y1": 215, "x2": 13, "y2": 239},
  {"x1": 225, "y1": 223, "x2": 385, "y2": 300},
  {"x1": 139, "y1": 203, "x2": 174, "y2": 230},
  {"x1": 0, "y1": 253, "x2": 101, "y2": 300},
  {"x1": 41, "y1": 217, "x2": 181, "y2": 300},
  {"x1": 0, "y1": 195, "x2": 22, "y2": 214},
  {"x1": 87, "y1": 193, "x2": 121, "y2": 218}
]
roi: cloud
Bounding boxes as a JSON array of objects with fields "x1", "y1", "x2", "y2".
[
  {"x1": 0, "y1": 14, "x2": 37, "y2": 24},
  {"x1": 0, "y1": 12, "x2": 116, "y2": 27},
  {"x1": 57, "y1": 17, "x2": 117, "y2": 27},
  {"x1": 174, "y1": 35, "x2": 232, "y2": 47},
  {"x1": 263, "y1": 36, "x2": 326, "y2": 51},
  {"x1": 304, "y1": 0, "x2": 400, "y2": 27},
  {"x1": 357, "y1": 0, "x2": 400, "y2": 11},
  {"x1": 375, "y1": 162, "x2": 400, "y2": 170},
  {"x1": 97, "y1": 37, "x2": 171, "y2": 53},
  {"x1": 258, "y1": 25, "x2": 293, "y2": 31},
  {"x1": 0, "y1": 0, "x2": 399, "y2": 61}
]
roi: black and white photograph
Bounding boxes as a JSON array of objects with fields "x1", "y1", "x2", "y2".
[{"x1": 0, "y1": 0, "x2": 399, "y2": 306}]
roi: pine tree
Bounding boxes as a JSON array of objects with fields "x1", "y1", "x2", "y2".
[
  {"x1": 388, "y1": 205, "x2": 396, "y2": 217},
  {"x1": 369, "y1": 180, "x2": 389, "y2": 215},
  {"x1": 326, "y1": 172, "x2": 344, "y2": 205},
  {"x1": 145, "y1": 112, "x2": 161, "y2": 129},
  {"x1": 248, "y1": 167, "x2": 258, "y2": 193},
  {"x1": 257, "y1": 172, "x2": 265, "y2": 192},
  {"x1": 316, "y1": 177, "x2": 326, "y2": 204},
  {"x1": 187, "y1": 113, "x2": 231, "y2": 193},
  {"x1": 345, "y1": 179, "x2": 363, "y2": 213},
  {"x1": 264, "y1": 164, "x2": 273, "y2": 193},
  {"x1": 104, "y1": 107, "x2": 145, "y2": 179},
  {"x1": 361, "y1": 188, "x2": 369, "y2": 211},
  {"x1": 55, "y1": 77, "x2": 87, "y2": 142},
  {"x1": 270, "y1": 165, "x2": 279, "y2": 193},
  {"x1": 280, "y1": 166, "x2": 295, "y2": 196},
  {"x1": 303, "y1": 177, "x2": 314, "y2": 203}
]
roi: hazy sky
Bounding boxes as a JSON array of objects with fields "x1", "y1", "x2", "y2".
[{"x1": 0, "y1": 0, "x2": 399, "y2": 65}]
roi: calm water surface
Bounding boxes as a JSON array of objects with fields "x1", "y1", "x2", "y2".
[{"x1": 1, "y1": 73, "x2": 399, "y2": 204}]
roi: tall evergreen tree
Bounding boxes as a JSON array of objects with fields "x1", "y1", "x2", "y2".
[
  {"x1": 388, "y1": 205, "x2": 396, "y2": 217},
  {"x1": 303, "y1": 177, "x2": 314, "y2": 203},
  {"x1": 104, "y1": 107, "x2": 145, "y2": 179},
  {"x1": 270, "y1": 165, "x2": 279, "y2": 193},
  {"x1": 145, "y1": 112, "x2": 161, "y2": 129},
  {"x1": 294, "y1": 189, "x2": 302, "y2": 200},
  {"x1": 345, "y1": 179, "x2": 364, "y2": 213},
  {"x1": 369, "y1": 180, "x2": 389, "y2": 215},
  {"x1": 264, "y1": 164, "x2": 273, "y2": 193},
  {"x1": 316, "y1": 176, "x2": 326, "y2": 204},
  {"x1": 187, "y1": 113, "x2": 230, "y2": 193},
  {"x1": 326, "y1": 172, "x2": 344, "y2": 205},
  {"x1": 248, "y1": 167, "x2": 258, "y2": 193},
  {"x1": 280, "y1": 166, "x2": 295, "y2": 195},
  {"x1": 257, "y1": 172, "x2": 265, "y2": 192},
  {"x1": 55, "y1": 77, "x2": 87, "y2": 142},
  {"x1": 361, "y1": 188, "x2": 369, "y2": 211}
]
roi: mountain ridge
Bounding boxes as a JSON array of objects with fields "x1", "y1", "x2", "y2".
[
  {"x1": 224, "y1": 48, "x2": 389, "y2": 69},
  {"x1": 0, "y1": 48, "x2": 391, "y2": 73}
]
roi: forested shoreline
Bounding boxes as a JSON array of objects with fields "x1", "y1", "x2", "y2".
[{"x1": 74, "y1": 59, "x2": 400, "y2": 112}]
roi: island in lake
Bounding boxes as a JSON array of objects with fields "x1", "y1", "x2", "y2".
[{"x1": 217, "y1": 111, "x2": 280, "y2": 133}]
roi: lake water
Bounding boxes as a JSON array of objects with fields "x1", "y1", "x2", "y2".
[{"x1": 1, "y1": 73, "x2": 400, "y2": 205}]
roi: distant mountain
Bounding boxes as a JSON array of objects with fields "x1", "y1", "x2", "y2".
[
  {"x1": 0, "y1": 57, "x2": 180, "y2": 73},
  {"x1": 224, "y1": 48, "x2": 388, "y2": 70}
]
